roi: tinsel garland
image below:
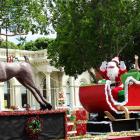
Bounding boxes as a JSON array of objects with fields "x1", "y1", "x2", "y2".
[
  {"x1": 105, "y1": 76, "x2": 140, "y2": 114},
  {"x1": 0, "y1": 110, "x2": 66, "y2": 116},
  {"x1": 25, "y1": 116, "x2": 43, "y2": 139}
]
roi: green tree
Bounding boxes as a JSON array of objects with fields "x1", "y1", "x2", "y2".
[
  {"x1": 23, "y1": 41, "x2": 36, "y2": 51},
  {"x1": 0, "y1": 0, "x2": 52, "y2": 59},
  {"x1": 34, "y1": 37, "x2": 53, "y2": 50},
  {"x1": 0, "y1": 37, "x2": 53, "y2": 51},
  {"x1": 48, "y1": 0, "x2": 140, "y2": 81},
  {"x1": 0, "y1": 0, "x2": 50, "y2": 36},
  {"x1": 23, "y1": 37, "x2": 54, "y2": 51},
  {"x1": 0, "y1": 41, "x2": 18, "y2": 49}
]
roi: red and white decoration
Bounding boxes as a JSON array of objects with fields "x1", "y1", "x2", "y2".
[
  {"x1": 8, "y1": 55, "x2": 14, "y2": 63},
  {"x1": 100, "y1": 57, "x2": 127, "y2": 100},
  {"x1": 58, "y1": 91, "x2": 65, "y2": 106},
  {"x1": 66, "y1": 109, "x2": 88, "y2": 136}
]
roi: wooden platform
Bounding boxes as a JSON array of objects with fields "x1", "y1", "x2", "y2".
[{"x1": 87, "y1": 118, "x2": 140, "y2": 134}]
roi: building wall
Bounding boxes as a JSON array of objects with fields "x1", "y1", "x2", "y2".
[{"x1": 0, "y1": 48, "x2": 92, "y2": 110}]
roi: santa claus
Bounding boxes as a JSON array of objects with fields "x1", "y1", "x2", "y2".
[{"x1": 100, "y1": 57, "x2": 127, "y2": 100}]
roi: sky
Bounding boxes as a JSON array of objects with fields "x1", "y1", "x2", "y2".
[
  {"x1": 7, "y1": 32, "x2": 57, "y2": 44},
  {"x1": 1, "y1": 25, "x2": 57, "y2": 44}
]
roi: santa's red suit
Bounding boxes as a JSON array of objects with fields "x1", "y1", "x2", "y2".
[{"x1": 100, "y1": 57, "x2": 127, "y2": 100}]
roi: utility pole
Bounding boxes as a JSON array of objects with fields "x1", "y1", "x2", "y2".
[
  {"x1": 0, "y1": 19, "x2": 3, "y2": 47},
  {"x1": 6, "y1": 21, "x2": 8, "y2": 62}
]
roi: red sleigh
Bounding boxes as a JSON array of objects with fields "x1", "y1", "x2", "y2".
[{"x1": 79, "y1": 76, "x2": 140, "y2": 120}]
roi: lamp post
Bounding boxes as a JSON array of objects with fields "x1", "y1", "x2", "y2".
[
  {"x1": 0, "y1": 36, "x2": 3, "y2": 47},
  {"x1": 6, "y1": 22, "x2": 8, "y2": 62},
  {"x1": 0, "y1": 17, "x2": 9, "y2": 62},
  {"x1": 0, "y1": 20, "x2": 3, "y2": 47}
]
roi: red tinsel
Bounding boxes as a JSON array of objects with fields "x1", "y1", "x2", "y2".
[
  {"x1": 0, "y1": 110, "x2": 66, "y2": 116},
  {"x1": 76, "y1": 109, "x2": 87, "y2": 121},
  {"x1": 76, "y1": 122, "x2": 87, "y2": 136}
]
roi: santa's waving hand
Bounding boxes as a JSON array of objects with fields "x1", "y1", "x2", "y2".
[
  {"x1": 120, "y1": 61, "x2": 126, "y2": 71},
  {"x1": 100, "y1": 57, "x2": 127, "y2": 100},
  {"x1": 100, "y1": 61, "x2": 107, "y2": 71}
]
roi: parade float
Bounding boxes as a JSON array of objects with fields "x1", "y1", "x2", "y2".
[
  {"x1": 0, "y1": 59, "x2": 66, "y2": 140},
  {"x1": 0, "y1": 110, "x2": 66, "y2": 140},
  {"x1": 79, "y1": 57, "x2": 140, "y2": 135}
]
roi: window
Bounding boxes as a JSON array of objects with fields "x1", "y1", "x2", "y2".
[
  {"x1": 21, "y1": 86, "x2": 27, "y2": 107},
  {"x1": 66, "y1": 93, "x2": 71, "y2": 107},
  {"x1": 40, "y1": 77, "x2": 47, "y2": 99},
  {"x1": 43, "y1": 78, "x2": 47, "y2": 98},
  {"x1": 4, "y1": 81, "x2": 10, "y2": 108}
]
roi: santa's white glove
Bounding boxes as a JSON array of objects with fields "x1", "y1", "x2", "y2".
[
  {"x1": 100, "y1": 61, "x2": 107, "y2": 71},
  {"x1": 106, "y1": 80, "x2": 111, "y2": 85},
  {"x1": 135, "y1": 55, "x2": 139, "y2": 60},
  {"x1": 119, "y1": 61, "x2": 126, "y2": 70}
]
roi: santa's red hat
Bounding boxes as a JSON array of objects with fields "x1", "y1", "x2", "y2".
[{"x1": 112, "y1": 57, "x2": 119, "y2": 64}]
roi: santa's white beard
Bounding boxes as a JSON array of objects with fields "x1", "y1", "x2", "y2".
[{"x1": 107, "y1": 67, "x2": 119, "y2": 82}]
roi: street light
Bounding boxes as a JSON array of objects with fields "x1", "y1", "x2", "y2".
[
  {"x1": 6, "y1": 22, "x2": 8, "y2": 62},
  {"x1": 0, "y1": 17, "x2": 9, "y2": 62},
  {"x1": 0, "y1": 19, "x2": 3, "y2": 47},
  {"x1": 0, "y1": 36, "x2": 4, "y2": 46}
]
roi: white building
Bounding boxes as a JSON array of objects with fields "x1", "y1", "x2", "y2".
[{"x1": 0, "y1": 48, "x2": 92, "y2": 110}]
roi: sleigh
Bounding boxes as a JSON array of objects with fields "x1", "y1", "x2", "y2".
[
  {"x1": 79, "y1": 71, "x2": 140, "y2": 133},
  {"x1": 79, "y1": 70, "x2": 140, "y2": 120}
]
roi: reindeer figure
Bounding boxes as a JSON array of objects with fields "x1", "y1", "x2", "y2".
[{"x1": 0, "y1": 61, "x2": 52, "y2": 110}]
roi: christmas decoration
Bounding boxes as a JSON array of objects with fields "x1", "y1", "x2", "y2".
[
  {"x1": 75, "y1": 109, "x2": 87, "y2": 136},
  {"x1": 8, "y1": 55, "x2": 14, "y2": 63},
  {"x1": 0, "y1": 110, "x2": 66, "y2": 140},
  {"x1": 0, "y1": 110, "x2": 65, "y2": 116},
  {"x1": 100, "y1": 57, "x2": 127, "y2": 100},
  {"x1": 79, "y1": 56, "x2": 140, "y2": 134},
  {"x1": 0, "y1": 56, "x2": 52, "y2": 110},
  {"x1": 58, "y1": 91, "x2": 65, "y2": 106},
  {"x1": 25, "y1": 116, "x2": 43, "y2": 139},
  {"x1": 66, "y1": 109, "x2": 87, "y2": 136}
]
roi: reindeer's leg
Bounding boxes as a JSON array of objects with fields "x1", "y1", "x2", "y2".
[
  {"x1": 16, "y1": 76, "x2": 52, "y2": 110},
  {"x1": 16, "y1": 77, "x2": 47, "y2": 110},
  {"x1": 26, "y1": 84, "x2": 52, "y2": 110},
  {"x1": 19, "y1": 73, "x2": 52, "y2": 110},
  {"x1": 30, "y1": 86, "x2": 52, "y2": 109}
]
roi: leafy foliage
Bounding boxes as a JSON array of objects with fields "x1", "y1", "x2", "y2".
[
  {"x1": 23, "y1": 37, "x2": 54, "y2": 51},
  {"x1": 48, "y1": 0, "x2": 140, "y2": 76},
  {"x1": 1, "y1": 0, "x2": 140, "y2": 78},
  {"x1": 0, "y1": 37, "x2": 53, "y2": 51},
  {"x1": 0, "y1": 41, "x2": 19, "y2": 49},
  {"x1": 0, "y1": 0, "x2": 50, "y2": 35}
]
